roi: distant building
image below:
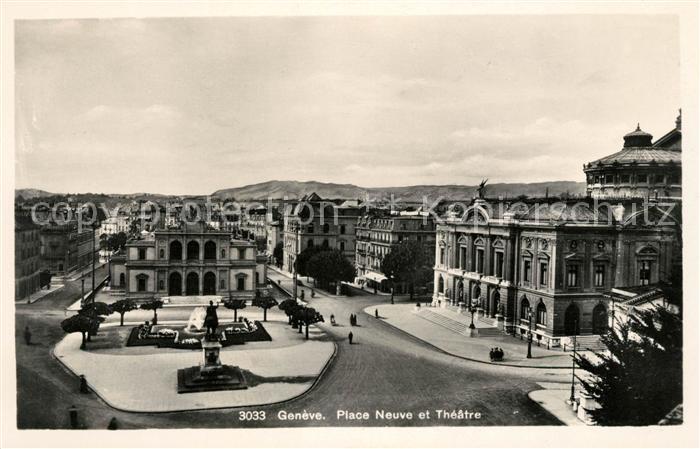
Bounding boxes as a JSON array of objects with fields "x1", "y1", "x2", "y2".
[
  {"x1": 109, "y1": 221, "x2": 267, "y2": 303},
  {"x1": 432, "y1": 116, "x2": 682, "y2": 347},
  {"x1": 282, "y1": 193, "x2": 360, "y2": 273},
  {"x1": 355, "y1": 210, "x2": 437, "y2": 293},
  {"x1": 99, "y1": 215, "x2": 129, "y2": 236},
  {"x1": 40, "y1": 222, "x2": 95, "y2": 275},
  {"x1": 15, "y1": 211, "x2": 42, "y2": 300}
]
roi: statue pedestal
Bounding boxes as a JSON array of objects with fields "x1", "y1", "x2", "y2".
[{"x1": 177, "y1": 338, "x2": 247, "y2": 393}]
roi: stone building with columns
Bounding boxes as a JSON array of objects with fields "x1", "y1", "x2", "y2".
[
  {"x1": 110, "y1": 221, "x2": 267, "y2": 303},
  {"x1": 432, "y1": 116, "x2": 682, "y2": 347}
]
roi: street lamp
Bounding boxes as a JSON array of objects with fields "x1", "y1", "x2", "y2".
[
  {"x1": 570, "y1": 319, "x2": 578, "y2": 403},
  {"x1": 526, "y1": 310, "x2": 533, "y2": 359},
  {"x1": 292, "y1": 226, "x2": 299, "y2": 301},
  {"x1": 469, "y1": 297, "x2": 476, "y2": 330}
]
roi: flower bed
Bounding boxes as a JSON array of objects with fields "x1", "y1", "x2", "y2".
[{"x1": 125, "y1": 321, "x2": 271, "y2": 350}]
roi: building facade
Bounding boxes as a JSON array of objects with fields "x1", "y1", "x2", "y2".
[
  {"x1": 432, "y1": 119, "x2": 682, "y2": 347},
  {"x1": 15, "y1": 212, "x2": 42, "y2": 300},
  {"x1": 110, "y1": 221, "x2": 267, "y2": 303},
  {"x1": 40, "y1": 223, "x2": 95, "y2": 275},
  {"x1": 355, "y1": 211, "x2": 437, "y2": 293},
  {"x1": 282, "y1": 193, "x2": 360, "y2": 273}
]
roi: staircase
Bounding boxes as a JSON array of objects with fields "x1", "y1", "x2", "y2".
[
  {"x1": 416, "y1": 309, "x2": 504, "y2": 337},
  {"x1": 567, "y1": 335, "x2": 607, "y2": 352}
]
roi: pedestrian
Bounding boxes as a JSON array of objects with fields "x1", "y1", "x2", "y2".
[
  {"x1": 349, "y1": 314, "x2": 354, "y2": 326},
  {"x1": 375, "y1": 309, "x2": 379, "y2": 318},
  {"x1": 348, "y1": 331, "x2": 353, "y2": 344},
  {"x1": 330, "y1": 314, "x2": 335, "y2": 325},
  {"x1": 24, "y1": 326, "x2": 32, "y2": 345}
]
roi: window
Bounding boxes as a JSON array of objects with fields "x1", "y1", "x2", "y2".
[
  {"x1": 520, "y1": 298, "x2": 530, "y2": 320},
  {"x1": 138, "y1": 248, "x2": 146, "y2": 260},
  {"x1": 567, "y1": 265, "x2": 579, "y2": 287},
  {"x1": 322, "y1": 239, "x2": 329, "y2": 248},
  {"x1": 440, "y1": 247, "x2": 446, "y2": 266},
  {"x1": 137, "y1": 277, "x2": 147, "y2": 292},
  {"x1": 605, "y1": 174, "x2": 614, "y2": 184},
  {"x1": 237, "y1": 277, "x2": 245, "y2": 291},
  {"x1": 637, "y1": 174, "x2": 649, "y2": 184},
  {"x1": 539, "y1": 261, "x2": 548, "y2": 286},
  {"x1": 476, "y1": 249, "x2": 484, "y2": 273},
  {"x1": 669, "y1": 174, "x2": 680, "y2": 184},
  {"x1": 238, "y1": 248, "x2": 246, "y2": 259},
  {"x1": 594, "y1": 264, "x2": 606, "y2": 287},
  {"x1": 523, "y1": 259, "x2": 532, "y2": 283},
  {"x1": 494, "y1": 252, "x2": 504, "y2": 278},
  {"x1": 655, "y1": 174, "x2": 665, "y2": 184},
  {"x1": 639, "y1": 261, "x2": 651, "y2": 286},
  {"x1": 340, "y1": 225, "x2": 346, "y2": 234},
  {"x1": 307, "y1": 239, "x2": 314, "y2": 248},
  {"x1": 158, "y1": 280, "x2": 164, "y2": 290},
  {"x1": 159, "y1": 248, "x2": 165, "y2": 259},
  {"x1": 459, "y1": 247, "x2": 467, "y2": 270},
  {"x1": 220, "y1": 279, "x2": 225, "y2": 289},
  {"x1": 221, "y1": 248, "x2": 226, "y2": 258},
  {"x1": 307, "y1": 225, "x2": 314, "y2": 233},
  {"x1": 537, "y1": 303, "x2": 547, "y2": 325},
  {"x1": 339, "y1": 241, "x2": 345, "y2": 251},
  {"x1": 620, "y1": 174, "x2": 631, "y2": 184},
  {"x1": 323, "y1": 223, "x2": 330, "y2": 233}
]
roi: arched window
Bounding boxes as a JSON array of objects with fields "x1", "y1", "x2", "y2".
[
  {"x1": 204, "y1": 241, "x2": 216, "y2": 260},
  {"x1": 520, "y1": 297, "x2": 531, "y2": 320},
  {"x1": 186, "y1": 241, "x2": 199, "y2": 260},
  {"x1": 169, "y1": 241, "x2": 182, "y2": 260},
  {"x1": 592, "y1": 304, "x2": 608, "y2": 334},
  {"x1": 536, "y1": 302, "x2": 547, "y2": 325}
]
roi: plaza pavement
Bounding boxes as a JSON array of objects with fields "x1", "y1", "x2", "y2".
[
  {"x1": 367, "y1": 303, "x2": 575, "y2": 368},
  {"x1": 53, "y1": 321, "x2": 335, "y2": 412}
]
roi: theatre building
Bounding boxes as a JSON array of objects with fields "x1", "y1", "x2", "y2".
[
  {"x1": 432, "y1": 116, "x2": 682, "y2": 347},
  {"x1": 110, "y1": 221, "x2": 267, "y2": 303}
]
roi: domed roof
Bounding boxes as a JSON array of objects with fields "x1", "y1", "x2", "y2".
[
  {"x1": 585, "y1": 123, "x2": 681, "y2": 168},
  {"x1": 622, "y1": 124, "x2": 653, "y2": 147}
]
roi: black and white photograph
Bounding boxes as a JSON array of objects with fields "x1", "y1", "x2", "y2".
[{"x1": 1, "y1": 1, "x2": 698, "y2": 448}]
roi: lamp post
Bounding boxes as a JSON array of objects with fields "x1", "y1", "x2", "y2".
[
  {"x1": 292, "y1": 226, "x2": 299, "y2": 301},
  {"x1": 526, "y1": 310, "x2": 533, "y2": 359},
  {"x1": 81, "y1": 278, "x2": 85, "y2": 308},
  {"x1": 570, "y1": 319, "x2": 578, "y2": 403},
  {"x1": 469, "y1": 297, "x2": 476, "y2": 330}
]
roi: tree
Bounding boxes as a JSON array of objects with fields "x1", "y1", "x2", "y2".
[
  {"x1": 140, "y1": 299, "x2": 164, "y2": 325},
  {"x1": 307, "y1": 249, "x2": 356, "y2": 292},
  {"x1": 273, "y1": 242, "x2": 284, "y2": 267},
  {"x1": 293, "y1": 306, "x2": 324, "y2": 340},
  {"x1": 108, "y1": 232, "x2": 128, "y2": 252},
  {"x1": 110, "y1": 299, "x2": 137, "y2": 326},
  {"x1": 224, "y1": 299, "x2": 247, "y2": 321},
  {"x1": 252, "y1": 294, "x2": 278, "y2": 322},
  {"x1": 78, "y1": 302, "x2": 112, "y2": 339},
  {"x1": 278, "y1": 299, "x2": 301, "y2": 325},
  {"x1": 576, "y1": 305, "x2": 682, "y2": 425},
  {"x1": 381, "y1": 240, "x2": 434, "y2": 300},
  {"x1": 295, "y1": 246, "x2": 323, "y2": 278},
  {"x1": 61, "y1": 314, "x2": 99, "y2": 350}
]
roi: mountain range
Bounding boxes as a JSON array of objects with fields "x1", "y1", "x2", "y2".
[{"x1": 16, "y1": 180, "x2": 586, "y2": 202}]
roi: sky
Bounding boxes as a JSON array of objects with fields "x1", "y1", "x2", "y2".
[{"x1": 15, "y1": 15, "x2": 680, "y2": 195}]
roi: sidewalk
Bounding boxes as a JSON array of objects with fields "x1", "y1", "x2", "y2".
[
  {"x1": 367, "y1": 303, "x2": 575, "y2": 368},
  {"x1": 529, "y1": 384, "x2": 584, "y2": 426},
  {"x1": 16, "y1": 283, "x2": 64, "y2": 305}
]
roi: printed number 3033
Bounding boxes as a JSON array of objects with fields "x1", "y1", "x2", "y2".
[{"x1": 239, "y1": 411, "x2": 266, "y2": 421}]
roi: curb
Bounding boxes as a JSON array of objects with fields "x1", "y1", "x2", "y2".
[{"x1": 363, "y1": 307, "x2": 570, "y2": 370}]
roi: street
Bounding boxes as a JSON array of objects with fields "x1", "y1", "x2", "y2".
[{"x1": 14, "y1": 267, "x2": 563, "y2": 428}]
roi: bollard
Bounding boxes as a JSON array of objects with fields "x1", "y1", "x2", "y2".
[
  {"x1": 79, "y1": 375, "x2": 89, "y2": 393},
  {"x1": 68, "y1": 405, "x2": 78, "y2": 429}
]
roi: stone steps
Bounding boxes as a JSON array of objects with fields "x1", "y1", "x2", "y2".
[
  {"x1": 563, "y1": 335, "x2": 607, "y2": 352},
  {"x1": 416, "y1": 309, "x2": 504, "y2": 337}
]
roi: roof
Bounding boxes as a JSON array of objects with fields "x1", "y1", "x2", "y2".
[{"x1": 586, "y1": 146, "x2": 681, "y2": 167}]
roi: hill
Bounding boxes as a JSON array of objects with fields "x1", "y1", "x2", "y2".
[{"x1": 212, "y1": 180, "x2": 587, "y2": 201}]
